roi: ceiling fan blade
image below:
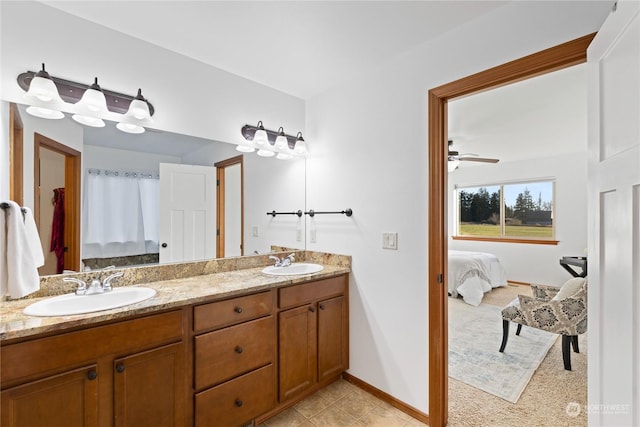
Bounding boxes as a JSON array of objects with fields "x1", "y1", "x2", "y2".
[{"x1": 459, "y1": 157, "x2": 499, "y2": 163}]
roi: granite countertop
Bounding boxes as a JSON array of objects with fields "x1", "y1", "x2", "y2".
[{"x1": 0, "y1": 260, "x2": 350, "y2": 342}]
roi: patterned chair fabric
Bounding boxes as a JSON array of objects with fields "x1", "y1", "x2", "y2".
[
  {"x1": 501, "y1": 281, "x2": 588, "y2": 336},
  {"x1": 500, "y1": 279, "x2": 587, "y2": 370}
]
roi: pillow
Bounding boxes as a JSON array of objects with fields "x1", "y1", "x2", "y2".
[{"x1": 552, "y1": 277, "x2": 586, "y2": 301}]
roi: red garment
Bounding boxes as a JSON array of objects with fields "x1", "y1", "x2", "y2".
[{"x1": 50, "y1": 188, "x2": 65, "y2": 274}]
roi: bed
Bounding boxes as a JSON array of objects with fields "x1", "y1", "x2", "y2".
[{"x1": 448, "y1": 250, "x2": 508, "y2": 306}]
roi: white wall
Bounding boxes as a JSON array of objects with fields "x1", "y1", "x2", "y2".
[
  {"x1": 18, "y1": 105, "x2": 84, "y2": 210},
  {"x1": 83, "y1": 145, "x2": 180, "y2": 173},
  {"x1": 449, "y1": 152, "x2": 588, "y2": 285},
  {"x1": 0, "y1": 102, "x2": 8, "y2": 201},
  {"x1": 305, "y1": 1, "x2": 610, "y2": 413},
  {"x1": 181, "y1": 142, "x2": 306, "y2": 255}
]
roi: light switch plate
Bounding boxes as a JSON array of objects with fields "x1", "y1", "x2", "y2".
[
  {"x1": 383, "y1": 232, "x2": 398, "y2": 250},
  {"x1": 252, "y1": 226, "x2": 259, "y2": 237}
]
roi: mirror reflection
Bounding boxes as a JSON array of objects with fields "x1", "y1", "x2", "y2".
[{"x1": 6, "y1": 102, "x2": 306, "y2": 277}]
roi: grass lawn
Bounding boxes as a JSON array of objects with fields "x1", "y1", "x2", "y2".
[{"x1": 459, "y1": 223, "x2": 553, "y2": 238}]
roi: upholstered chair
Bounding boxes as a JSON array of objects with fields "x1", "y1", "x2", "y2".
[{"x1": 499, "y1": 277, "x2": 587, "y2": 370}]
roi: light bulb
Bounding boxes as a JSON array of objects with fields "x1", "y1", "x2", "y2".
[
  {"x1": 257, "y1": 149, "x2": 275, "y2": 157},
  {"x1": 26, "y1": 105, "x2": 64, "y2": 120},
  {"x1": 72, "y1": 114, "x2": 105, "y2": 127},
  {"x1": 116, "y1": 122, "x2": 145, "y2": 134}
]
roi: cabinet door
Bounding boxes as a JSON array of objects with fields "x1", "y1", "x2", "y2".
[
  {"x1": 113, "y1": 342, "x2": 185, "y2": 427},
  {"x1": 317, "y1": 295, "x2": 348, "y2": 383},
  {"x1": 1, "y1": 365, "x2": 99, "y2": 427},
  {"x1": 278, "y1": 304, "x2": 317, "y2": 402}
]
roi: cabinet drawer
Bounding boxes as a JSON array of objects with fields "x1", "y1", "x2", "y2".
[
  {"x1": 279, "y1": 275, "x2": 347, "y2": 309},
  {"x1": 195, "y1": 364, "x2": 275, "y2": 427},
  {"x1": 1, "y1": 311, "x2": 184, "y2": 388},
  {"x1": 195, "y1": 316, "x2": 274, "y2": 390},
  {"x1": 194, "y1": 291, "x2": 273, "y2": 332}
]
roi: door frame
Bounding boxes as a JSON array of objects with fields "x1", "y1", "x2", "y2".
[
  {"x1": 34, "y1": 133, "x2": 81, "y2": 272},
  {"x1": 427, "y1": 33, "x2": 595, "y2": 426},
  {"x1": 9, "y1": 103, "x2": 24, "y2": 205},
  {"x1": 214, "y1": 155, "x2": 244, "y2": 258}
]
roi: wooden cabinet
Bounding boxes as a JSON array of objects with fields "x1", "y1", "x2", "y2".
[
  {"x1": 113, "y1": 342, "x2": 185, "y2": 427},
  {"x1": 0, "y1": 271, "x2": 349, "y2": 427},
  {"x1": 1, "y1": 365, "x2": 99, "y2": 427},
  {"x1": 0, "y1": 310, "x2": 187, "y2": 427},
  {"x1": 194, "y1": 290, "x2": 276, "y2": 427},
  {"x1": 277, "y1": 275, "x2": 348, "y2": 403}
]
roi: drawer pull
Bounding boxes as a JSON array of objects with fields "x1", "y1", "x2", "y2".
[
  {"x1": 87, "y1": 370, "x2": 98, "y2": 380},
  {"x1": 235, "y1": 345, "x2": 243, "y2": 354},
  {"x1": 235, "y1": 399, "x2": 243, "y2": 407},
  {"x1": 319, "y1": 303, "x2": 325, "y2": 310},
  {"x1": 309, "y1": 306, "x2": 316, "y2": 313},
  {"x1": 116, "y1": 363, "x2": 125, "y2": 373},
  {"x1": 234, "y1": 306, "x2": 243, "y2": 314}
]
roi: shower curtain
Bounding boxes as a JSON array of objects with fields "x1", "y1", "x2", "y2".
[
  {"x1": 82, "y1": 170, "x2": 159, "y2": 259},
  {"x1": 50, "y1": 188, "x2": 65, "y2": 273}
]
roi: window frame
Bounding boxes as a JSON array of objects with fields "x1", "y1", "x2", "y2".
[{"x1": 453, "y1": 179, "x2": 558, "y2": 245}]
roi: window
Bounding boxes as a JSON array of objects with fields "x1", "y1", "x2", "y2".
[{"x1": 456, "y1": 180, "x2": 555, "y2": 241}]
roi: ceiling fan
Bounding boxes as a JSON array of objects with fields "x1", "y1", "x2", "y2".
[{"x1": 448, "y1": 140, "x2": 499, "y2": 171}]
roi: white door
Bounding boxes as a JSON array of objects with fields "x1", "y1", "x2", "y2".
[
  {"x1": 224, "y1": 163, "x2": 242, "y2": 257},
  {"x1": 587, "y1": 2, "x2": 639, "y2": 426},
  {"x1": 159, "y1": 163, "x2": 216, "y2": 263}
]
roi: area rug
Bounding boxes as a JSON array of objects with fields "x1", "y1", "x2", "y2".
[{"x1": 448, "y1": 297, "x2": 558, "y2": 403}]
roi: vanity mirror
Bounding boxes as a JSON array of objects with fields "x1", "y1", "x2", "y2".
[{"x1": 5, "y1": 102, "x2": 306, "y2": 277}]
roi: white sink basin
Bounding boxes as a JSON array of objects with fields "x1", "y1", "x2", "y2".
[
  {"x1": 262, "y1": 263, "x2": 324, "y2": 276},
  {"x1": 23, "y1": 287, "x2": 157, "y2": 317}
]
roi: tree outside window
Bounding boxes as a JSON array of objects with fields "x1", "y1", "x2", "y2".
[{"x1": 457, "y1": 181, "x2": 554, "y2": 240}]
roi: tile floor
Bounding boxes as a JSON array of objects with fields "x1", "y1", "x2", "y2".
[{"x1": 258, "y1": 379, "x2": 427, "y2": 427}]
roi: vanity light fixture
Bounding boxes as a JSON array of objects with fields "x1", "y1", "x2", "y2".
[
  {"x1": 238, "y1": 122, "x2": 307, "y2": 159},
  {"x1": 18, "y1": 64, "x2": 155, "y2": 133}
]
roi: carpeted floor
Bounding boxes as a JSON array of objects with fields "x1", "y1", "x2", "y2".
[{"x1": 447, "y1": 282, "x2": 588, "y2": 427}]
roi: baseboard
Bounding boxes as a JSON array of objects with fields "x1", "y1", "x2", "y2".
[
  {"x1": 507, "y1": 280, "x2": 531, "y2": 286},
  {"x1": 342, "y1": 372, "x2": 430, "y2": 425}
]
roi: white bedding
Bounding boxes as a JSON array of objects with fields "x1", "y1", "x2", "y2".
[{"x1": 448, "y1": 250, "x2": 507, "y2": 306}]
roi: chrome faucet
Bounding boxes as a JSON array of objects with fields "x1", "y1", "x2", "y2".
[
  {"x1": 102, "y1": 271, "x2": 124, "y2": 292},
  {"x1": 269, "y1": 253, "x2": 295, "y2": 267},
  {"x1": 63, "y1": 271, "x2": 123, "y2": 295}
]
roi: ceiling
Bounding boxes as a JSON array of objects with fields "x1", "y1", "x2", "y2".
[
  {"x1": 41, "y1": 0, "x2": 507, "y2": 100},
  {"x1": 448, "y1": 64, "x2": 587, "y2": 166},
  {"x1": 40, "y1": 1, "x2": 588, "y2": 162}
]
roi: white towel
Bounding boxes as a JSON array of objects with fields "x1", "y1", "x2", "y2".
[{"x1": 1, "y1": 201, "x2": 44, "y2": 298}]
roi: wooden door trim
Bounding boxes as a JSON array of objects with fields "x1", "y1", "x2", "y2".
[
  {"x1": 34, "y1": 133, "x2": 81, "y2": 272},
  {"x1": 9, "y1": 103, "x2": 24, "y2": 205},
  {"x1": 214, "y1": 155, "x2": 244, "y2": 258},
  {"x1": 427, "y1": 33, "x2": 595, "y2": 426}
]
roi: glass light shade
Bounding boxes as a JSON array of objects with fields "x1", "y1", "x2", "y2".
[
  {"x1": 276, "y1": 152, "x2": 293, "y2": 160},
  {"x1": 78, "y1": 88, "x2": 108, "y2": 114},
  {"x1": 253, "y1": 128, "x2": 268, "y2": 146},
  {"x1": 294, "y1": 137, "x2": 307, "y2": 154},
  {"x1": 116, "y1": 122, "x2": 145, "y2": 134},
  {"x1": 257, "y1": 149, "x2": 275, "y2": 157},
  {"x1": 275, "y1": 135, "x2": 288, "y2": 149},
  {"x1": 126, "y1": 98, "x2": 151, "y2": 121},
  {"x1": 72, "y1": 114, "x2": 105, "y2": 127},
  {"x1": 26, "y1": 76, "x2": 63, "y2": 103},
  {"x1": 448, "y1": 159, "x2": 460, "y2": 172},
  {"x1": 275, "y1": 127, "x2": 288, "y2": 149},
  {"x1": 26, "y1": 105, "x2": 64, "y2": 120},
  {"x1": 236, "y1": 143, "x2": 255, "y2": 153}
]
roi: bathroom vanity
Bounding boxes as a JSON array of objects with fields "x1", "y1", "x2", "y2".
[{"x1": 0, "y1": 252, "x2": 350, "y2": 427}]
